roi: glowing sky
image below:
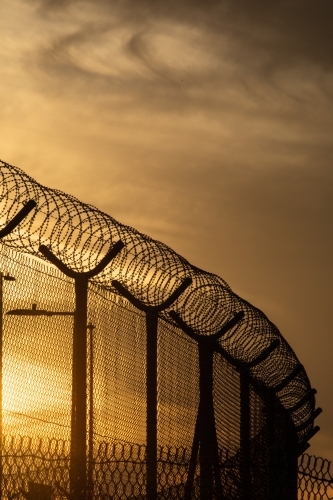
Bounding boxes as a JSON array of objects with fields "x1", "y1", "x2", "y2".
[{"x1": 0, "y1": 0, "x2": 333, "y2": 459}]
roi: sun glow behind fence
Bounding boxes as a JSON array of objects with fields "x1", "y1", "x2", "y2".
[{"x1": 0, "y1": 243, "x2": 200, "y2": 447}]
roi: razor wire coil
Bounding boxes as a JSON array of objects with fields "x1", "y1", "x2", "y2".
[{"x1": 0, "y1": 159, "x2": 318, "y2": 449}]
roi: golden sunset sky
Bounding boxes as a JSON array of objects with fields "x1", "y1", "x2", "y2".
[{"x1": 0, "y1": 0, "x2": 332, "y2": 459}]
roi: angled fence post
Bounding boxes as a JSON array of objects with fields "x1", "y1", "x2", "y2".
[
  {"x1": 169, "y1": 310, "x2": 244, "y2": 500},
  {"x1": 112, "y1": 277, "x2": 192, "y2": 500},
  {"x1": 0, "y1": 200, "x2": 36, "y2": 500},
  {"x1": 0, "y1": 200, "x2": 36, "y2": 240},
  {"x1": 40, "y1": 240, "x2": 124, "y2": 500}
]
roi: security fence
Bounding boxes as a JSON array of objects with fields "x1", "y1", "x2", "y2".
[
  {"x1": 298, "y1": 454, "x2": 333, "y2": 500},
  {"x1": 0, "y1": 437, "x2": 332, "y2": 499},
  {"x1": 0, "y1": 159, "x2": 325, "y2": 499}
]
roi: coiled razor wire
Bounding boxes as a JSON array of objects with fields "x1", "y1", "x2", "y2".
[{"x1": 0, "y1": 159, "x2": 319, "y2": 449}]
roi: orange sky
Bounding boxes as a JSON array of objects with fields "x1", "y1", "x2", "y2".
[{"x1": 0, "y1": 0, "x2": 333, "y2": 459}]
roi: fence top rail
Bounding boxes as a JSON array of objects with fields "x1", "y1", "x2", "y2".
[{"x1": 0, "y1": 158, "x2": 319, "y2": 448}]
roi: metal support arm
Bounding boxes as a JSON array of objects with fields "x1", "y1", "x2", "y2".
[{"x1": 0, "y1": 200, "x2": 36, "y2": 238}]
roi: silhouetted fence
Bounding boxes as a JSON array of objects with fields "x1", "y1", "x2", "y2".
[
  {"x1": 1, "y1": 436, "x2": 332, "y2": 499},
  {"x1": 0, "y1": 160, "x2": 324, "y2": 499},
  {"x1": 298, "y1": 454, "x2": 333, "y2": 500}
]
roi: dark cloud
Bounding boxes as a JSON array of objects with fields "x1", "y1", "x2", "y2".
[
  {"x1": 224, "y1": 0, "x2": 333, "y2": 69},
  {"x1": 30, "y1": 0, "x2": 333, "y2": 119},
  {"x1": 35, "y1": 0, "x2": 333, "y2": 69}
]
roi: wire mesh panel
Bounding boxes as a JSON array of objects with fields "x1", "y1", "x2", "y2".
[
  {"x1": 298, "y1": 455, "x2": 333, "y2": 500},
  {"x1": 88, "y1": 286, "x2": 147, "y2": 445},
  {"x1": 1, "y1": 440, "x2": 333, "y2": 500},
  {"x1": 156, "y1": 322, "x2": 199, "y2": 497},
  {"x1": 2, "y1": 436, "x2": 70, "y2": 500},
  {"x1": 0, "y1": 244, "x2": 74, "y2": 440}
]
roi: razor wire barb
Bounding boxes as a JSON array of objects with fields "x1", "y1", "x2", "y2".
[{"x1": 0, "y1": 159, "x2": 320, "y2": 451}]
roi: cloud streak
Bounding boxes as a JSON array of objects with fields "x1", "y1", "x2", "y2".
[
  {"x1": 36, "y1": 0, "x2": 333, "y2": 67},
  {"x1": 28, "y1": 0, "x2": 333, "y2": 116}
]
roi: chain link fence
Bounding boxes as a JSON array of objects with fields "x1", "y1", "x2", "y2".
[
  {"x1": 0, "y1": 159, "x2": 325, "y2": 498},
  {"x1": 298, "y1": 454, "x2": 333, "y2": 500},
  {"x1": 1, "y1": 438, "x2": 332, "y2": 499}
]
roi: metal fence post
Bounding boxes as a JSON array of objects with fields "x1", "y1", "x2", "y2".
[
  {"x1": 146, "y1": 309, "x2": 158, "y2": 500},
  {"x1": 72, "y1": 275, "x2": 88, "y2": 500},
  {"x1": 87, "y1": 322, "x2": 95, "y2": 500},
  {"x1": 240, "y1": 368, "x2": 251, "y2": 500},
  {"x1": 198, "y1": 342, "x2": 216, "y2": 500},
  {"x1": 268, "y1": 446, "x2": 284, "y2": 500}
]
